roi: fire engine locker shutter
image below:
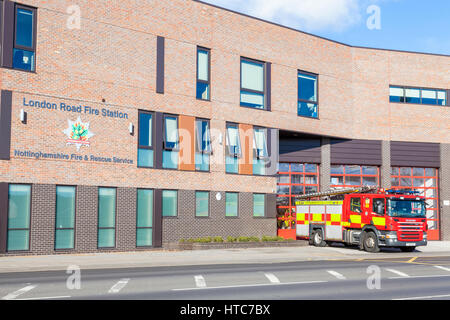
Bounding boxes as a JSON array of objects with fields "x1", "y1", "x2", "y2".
[
  {"x1": 265, "y1": 193, "x2": 277, "y2": 218},
  {"x1": 0, "y1": 90, "x2": 12, "y2": 160},
  {"x1": 296, "y1": 203, "x2": 310, "y2": 238},
  {"x1": 390, "y1": 141, "x2": 440, "y2": 168},
  {"x1": 0, "y1": 183, "x2": 8, "y2": 253},
  {"x1": 330, "y1": 139, "x2": 382, "y2": 165},
  {"x1": 324, "y1": 204, "x2": 343, "y2": 241}
]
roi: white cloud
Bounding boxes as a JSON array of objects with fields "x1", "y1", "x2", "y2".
[{"x1": 203, "y1": 0, "x2": 382, "y2": 32}]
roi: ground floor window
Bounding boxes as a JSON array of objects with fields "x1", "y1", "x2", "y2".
[
  {"x1": 391, "y1": 167, "x2": 440, "y2": 240},
  {"x1": 7, "y1": 184, "x2": 31, "y2": 251},
  {"x1": 55, "y1": 186, "x2": 76, "y2": 250},
  {"x1": 98, "y1": 188, "x2": 116, "y2": 248},
  {"x1": 330, "y1": 165, "x2": 379, "y2": 188},
  {"x1": 136, "y1": 189, "x2": 153, "y2": 247},
  {"x1": 225, "y1": 192, "x2": 239, "y2": 217},
  {"x1": 253, "y1": 194, "x2": 265, "y2": 217}
]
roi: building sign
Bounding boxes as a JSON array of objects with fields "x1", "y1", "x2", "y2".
[{"x1": 63, "y1": 117, "x2": 95, "y2": 151}]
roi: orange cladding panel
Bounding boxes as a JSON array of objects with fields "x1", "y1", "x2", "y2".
[
  {"x1": 239, "y1": 124, "x2": 253, "y2": 175},
  {"x1": 178, "y1": 115, "x2": 196, "y2": 171}
]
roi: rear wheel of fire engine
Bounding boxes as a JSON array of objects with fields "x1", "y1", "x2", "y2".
[
  {"x1": 363, "y1": 231, "x2": 380, "y2": 253},
  {"x1": 312, "y1": 229, "x2": 327, "y2": 247},
  {"x1": 400, "y1": 246, "x2": 416, "y2": 252}
]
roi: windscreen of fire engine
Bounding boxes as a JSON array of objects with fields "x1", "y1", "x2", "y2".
[{"x1": 387, "y1": 199, "x2": 426, "y2": 218}]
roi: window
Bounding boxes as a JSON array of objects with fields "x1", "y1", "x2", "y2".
[
  {"x1": 98, "y1": 188, "x2": 116, "y2": 248},
  {"x1": 195, "y1": 191, "x2": 209, "y2": 217},
  {"x1": 195, "y1": 119, "x2": 212, "y2": 171},
  {"x1": 330, "y1": 165, "x2": 379, "y2": 188},
  {"x1": 226, "y1": 123, "x2": 241, "y2": 174},
  {"x1": 373, "y1": 198, "x2": 385, "y2": 215},
  {"x1": 253, "y1": 127, "x2": 268, "y2": 175},
  {"x1": 137, "y1": 189, "x2": 153, "y2": 247},
  {"x1": 350, "y1": 197, "x2": 362, "y2": 213},
  {"x1": 196, "y1": 47, "x2": 210, "y2": 100},
  {"x1": 253, "y1": 194, "x2": 265, "y2": 217},
  {"x1": 298, "y1": 71, "x2": 318, "y2": 118},
  {"x1": 138, "y1": 111, "x2": 154, "y2": 168},
  {"x1": 7, "y1": 184, "x2": 31, "y2": 251},
  {"x1": 55, "y1": 186, "x2": 76, "y2": 250},
  {"x1": 390, "y1": 86, "x2": 447, "y2": 106},
  {"x1": 163, "y1": 115, "x2": 179, "y2": 169},
  {"x1": 225, "y1": 192, "x2": 238, "y2": 217},
  {"x1": 240, "y1": 58, "x2": 265, "y2": 109},
  {"x1": 13, "y1": 5, "x2": 36, "y2": 72},
  {"x1": 162, "y1": 190, "x2": 178, "y2": 217}
]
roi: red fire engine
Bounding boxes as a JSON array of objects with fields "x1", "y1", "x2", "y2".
[{"x1": 294, "y1": 187, "x2": 428, "y2": 252}]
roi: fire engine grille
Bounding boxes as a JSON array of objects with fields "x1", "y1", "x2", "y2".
[{"x1": 398, "y1": 222, "x2": 423, "y2": 241}]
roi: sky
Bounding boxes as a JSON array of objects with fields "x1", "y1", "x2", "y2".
[{"x1": 200, "y1": 0, "x2": 450, "y2": 56}]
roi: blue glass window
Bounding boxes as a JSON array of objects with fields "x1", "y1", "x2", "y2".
[
  {"x1": 197, "y1": 48, "x2": 210, "y2": 100},
  {"x1": 226, "y1": 124, "x2": 241, "y2": 174},
  {"x1": 7, "y1": 185, "x2": 31, "y2": 251},
  {"x1": 195, "y1": 191, "x2": 210, "y2": 217},
  {"x1": 390, "y1": 86, "x2": 447, "y2": 106},
  {"x1": 241, "y1": 59, "x2": 265, "y2": 109},
  {"x1": 13, "y1": 6, "x2": 36, "y2": 72},
  {"x1": 163, "y1": 115, "x2": 179, "y2": 169},
  {"x1": 98, "y1": 188, "x2": 116, "y2": 248},
  {"x1": 195, "y1": 119, "x2": 211, "y2": 171},
  {"x1": 138, "y1": 112, "x2": 154, "y2": 168},
  {"x1": 55, "y1": 186, "x2": 76, "y2": 250},
  {"x1": 253, "y1": 194, "x2": 265, "y2": 217},
  {"x1": 162, "y1": 190, "x2": 178, "y2": 217},
  {"x1": 298, "y1": 72, "x2": 318, "y2": 118},
  {"x1": 137, "y1": 189, "x2": 153, "y2": 247},
  {"x1": 253, "y1": 127, "x2": 268, "y2": 175}
]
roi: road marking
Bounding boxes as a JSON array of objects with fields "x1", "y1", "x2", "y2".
[
  {"x1": 407, "y1": 257, "x2": 418, "y2": 263},
  {"x1": 108, "y1": 278, "x2": 130, "y2": 294},
  {"x1": 389, "y1": 274, "x2": 450, "y2": 280},
  {"x1": 2, "y1": 285, "x2": 37, "y2": 300},
  {"x1": 194, "y1": 275, "x2": 207, "y2": 288},
  {"x1": 435, "y1": 266, "x2": 450, "y2": 272},
  {"x1": 17, "y1": 296, "x2": 71, "y2": 300},
  {"x1": 385, "y1": 268, "x2": 410, "y2": 278},
  {"x1": 394, "y1": 293, "x2": 450, "y2": 300},
  {"x1": 173, "y1": 280, "x2": 327, "y2": 291},
  {"x1": 327, "y1": 270, "x2": 346, "y2": 280},
  {"x1": 264, "y1": 273, "x2": 280, "y2": 284}
]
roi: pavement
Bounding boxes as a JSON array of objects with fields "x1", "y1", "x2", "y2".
[{"x1": 0, "y1": 241, "x2": 449, "y2": 274}]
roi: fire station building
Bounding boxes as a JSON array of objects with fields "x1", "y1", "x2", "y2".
[{"x1": 0, "y1": 0, "x2": 449, "y2": 255}]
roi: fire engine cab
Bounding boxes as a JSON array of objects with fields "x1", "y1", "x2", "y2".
[{"x1": 295, "y1": 187, "x2": 428, "y2": 253}]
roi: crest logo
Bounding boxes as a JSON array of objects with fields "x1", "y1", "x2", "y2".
[{"x1": 63, "y1": 117, "x2": 94, "y2": 151}]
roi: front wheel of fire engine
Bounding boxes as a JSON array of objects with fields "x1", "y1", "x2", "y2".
[
  {"x1": 312, "y1": 229, "x2": 327, "y2": 247},
  {"x1": 363, "y1": 231, "x2": 380, "y2": 253}
]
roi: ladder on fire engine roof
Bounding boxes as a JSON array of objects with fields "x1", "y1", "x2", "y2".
[{"x1": 294, "y1": 186, "x2": 379, "y2": 201}]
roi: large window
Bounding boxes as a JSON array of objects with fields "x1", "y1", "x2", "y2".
[
  {"x1": 162, "y1": 190, "x2": 178, "y2": 217},
  {"x1": 163, "y1": 115, "x2": 179, "y2": 169},
  {"x1": 195, "y1": 191, "x2": 210, "y2": 217},
  {"x1": 330, "y1": 165, "x2": 379, "y2": 188},
  {"x1": 7, "y1": 184, "x2": 31, "y2": 251},
  {"x1": 195, "y1": 119, "x2": 212, "y2": 172},
  {"x1": 298, "y1": 71, "x2": 318, "y2": 118},
  {"x1": 13, "y1": 5, "x2": 36, "y2": 72},
  {"x1": 55, "y1": 186, "x2": 76, "y2": 250},
  {"x1": 225, "y1": 123, "x2": 241, "y2": 174},
  {"x1": 240, "y1": 58, "x2": 265, "y2": 109},
  {"x1": 196, "y1": 47, "x2": 210, "y2": 100},
  {"x1": 253, "y1": 127, "x2": 268, "y2": 175},
  {"x1": 225, "y1": 192, "x2": 239, "y2": 217},
  {"x1": 253, "y1": 194, "x2": 265, "y2": 217},
  {"x1": 390, "y1": 86, "x2": 447, "y2": 106},
  {"x1": 391, "y1": 167, "x2": 440, "y2": 239},
  {"x1": 98, "y1": 188, "x2": 116, "y2": 248},
  {"x1": 137, "y1": 189, "x2": 153, "y2": 247},
  {"x1": 138, "y1": 111, "x2": 154, "y2": 168}
]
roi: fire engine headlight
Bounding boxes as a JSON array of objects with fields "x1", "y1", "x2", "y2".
[
  {"x1": 423, "y1": 233, "x2": 427, "y2": 239},
  {"x1": 386, "y1": 233, "x2": 397, "y2": 239}
]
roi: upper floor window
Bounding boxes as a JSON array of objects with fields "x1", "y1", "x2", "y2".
[
  {"x1": 163, "y1": 115, "x2": 179, "y2": 169},
  {"x1": 195, "y1": 118, "x2": 212, "y2": 172},
  {"x1": 298, "y1": 71, "x2": 318, "y2": 118},
  {"x1": 138, "y1": 111, "x2": 154, "y2": 168},
  {"x1": 390, "y1": 86, "x2": 447, "y2": 106},
  {"x1": 225, "y1": 123, "x2": 241, "y2": 174},
  {"x1": 196, "y1": 47, "x2": 210, "y2": 100},
  {"x1": 240, "y1": 58, "x2": 265, "y2": 110},
  {"x1": 253, "y1": 127, "x2": 268, "y2": 175},
  {"x1": 13, "y1": 5, "x2": 36, "y2": 72}
]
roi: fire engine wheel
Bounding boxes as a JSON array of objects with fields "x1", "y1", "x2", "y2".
[
  {"x1": 312, "y1": 229, "x2": 327, "y2": 247},
  {"x1": 363, "y1": 231, "x2": 380, "y2": 253}
]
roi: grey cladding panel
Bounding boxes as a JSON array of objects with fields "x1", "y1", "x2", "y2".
[
  {"x1": 331, "y1": 139, "x2": 382, "y2": 165},
  {"x1": 279, "y1": 138, "x2": 321, "y2": 163},
  {"x1": 391, "y1": 141, "x2": 440, "y2": 168}
]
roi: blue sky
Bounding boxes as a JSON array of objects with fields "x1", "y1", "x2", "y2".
[{"x1": 201, "y1": 0, "x2": 450, "y2": 55}]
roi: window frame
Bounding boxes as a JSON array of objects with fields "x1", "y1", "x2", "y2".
[
  {"x1": 195, "y1": 118, "x2": 212, "y2": 172},
  {"x1": 240, "y1": 57, "x2": 266, "y2": 110},
  {"x1": 162, "y1": 189, "x2": 178, "y2": 218},
  {"x1": 225, "y1": 192, "x2": 239, "y2": 218},
  {"x1": 54, "y1": 185, "x2": 77, "y2": 251},
  {"x1": 163, "y1": 114, "x2": 179, "y2": 152},
  {"x1": 13, "y1": 3, "x2": 37, "y2": 72},
  {"x1": 136, "y1": 188, "x2": 154, "y2": 248},
  {"x1": 225, "y1": 122, "x2": 242, "y2": 158},
  {"x1": 137, "y1": 110, "x2": 155, "y2": 168},
  {"x1": 297, "y1": 70, "x2": 319, "y2": 119},
  {"x1": 253, "y1": 193, "x2": 266, "y2": 218},
  {"x1": 195, "y1": 190, "x2": 210, "y2": 218},
  {"x1": 6, "y1": 183, "x2": 32, "y2": 252},
  {"x1": 196, "y1": 46, "x2": 211, "y2": 101},
  {"x1": 389, "y1": 85, "x2": 448, "y2": 106},
  {"x1": 97, "y1": 187, "x2": 117, "y2": 249}
]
